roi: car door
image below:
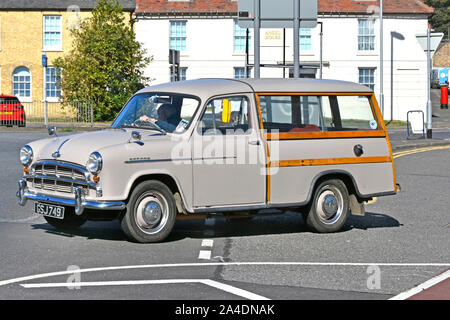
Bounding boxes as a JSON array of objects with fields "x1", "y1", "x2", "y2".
[{"x1": 191, "y1": 94, "x2": 266, "y2": 208}]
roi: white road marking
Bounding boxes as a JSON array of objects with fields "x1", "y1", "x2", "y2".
[
  {"x1": 198, "y1": 250, "x2": 212, "y2": 260},
  {"x1": 2, "y1": 262, "x2": 450, "y2": 288},
  {"x1": 202, "y1": 279, "x2": 269, "y2": 300},
  {"x1": 389, "y1": 269, "x2": 450, "y2": 300},
  {"x1": 20, "y1": 278, "x2": 269, "y2": 300}
]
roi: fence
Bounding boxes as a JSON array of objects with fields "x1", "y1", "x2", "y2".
[{"x1": 0, "y1": 100, "x2": 94, "y2": 127}]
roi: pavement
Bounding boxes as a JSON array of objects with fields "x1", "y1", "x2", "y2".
[{"x1": 384, "y1": 88, "x2": 450, "y2": 151}]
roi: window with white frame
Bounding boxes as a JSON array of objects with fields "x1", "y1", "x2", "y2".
[
  {"x1": 170, "y1": 21, "x2": 187, "y2": 51},
  {"x1": 13, "y1": 67, "x2": 31, "y2": 99},
  {"x1": 46, "y1": 67, "x2": 61, "y2": 99},
  {"x1": 359, "y1": 68, "x2": 375, "y2": 91},
  {"x1": 234, "y1": 20, "x2": 250, "y2": 52},
  {"x1": 43, "y1": 15, "x2": 62, "y2": 50},
  {"x1": 170, "y1": 67, "x2": 187, "y2": 82},
  {"x1": 234, "y1": 67, "x2": 252, "y2": 79},
  {"x1": 358, "y1": 19, "x2": 375, "y2": 51},
  {"x1": 300, "y1": 28, "x2": 311, "y2": 51}
]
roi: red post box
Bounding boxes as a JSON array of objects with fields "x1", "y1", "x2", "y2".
[{"x1": 441, "y1": 84, "x2": 448, "y2": 109}]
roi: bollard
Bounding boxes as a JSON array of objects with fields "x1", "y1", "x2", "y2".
[{"x1": 441, "y1": 83, "x2": 448, "y2": 109}]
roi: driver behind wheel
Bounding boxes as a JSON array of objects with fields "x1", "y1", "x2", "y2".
[{"x1": 139, "y1": 103, "x2": 181, "y2": 132}]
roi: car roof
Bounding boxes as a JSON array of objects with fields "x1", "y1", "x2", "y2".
[
  {"x1": 0, "y1": 94, "x2": 18, "y2": 98},
  {"x1": 137, "y1": 78, "x2": 373, "y2": 100}
]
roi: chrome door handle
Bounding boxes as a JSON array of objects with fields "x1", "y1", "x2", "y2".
[
  {"x1": 353, "y1": 144, "x2": 364, "y2": 157},
  {"x1": 249, "y1": 140, "x2": 261, "y2": 146}
]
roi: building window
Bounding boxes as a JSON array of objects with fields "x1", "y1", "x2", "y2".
[
  {"x1": 170, "y1": 21, "x2": 187, "y2": 51},
  {"x1": 234, "y1": 67, "x2": 252, "y2": 79},
  {"x1": 300, "y1": 28, "x2": 311, "y2": 51},
  {"x1": 12, "y1": 67, "x2": 31, "y2": 99},
  {"x1": 359, "y1": 68, "x2": 375, "y2": 90},
  {"x1": 170, "y1": 67, "x2": 187, "y2": 82},
  {"x1": 46, "y1": 67, "x2": 61, "y2": 98},
  {"x1": 234, "y1": 20, "x2": 250, "y2": 52},
  {"x1": 43, "y1": 15, "x2": 62, "y2": 50},
  {"x1": 358, "y1": 19, "x2": 375, "y2": 51}
]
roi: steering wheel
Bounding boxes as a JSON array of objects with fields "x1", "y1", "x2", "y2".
[{"x1": 132, "y1": 119, "x2": 165, "y2": 132}]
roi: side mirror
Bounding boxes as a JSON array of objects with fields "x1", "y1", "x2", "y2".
[
  {"x1": 130, "y1": 131, "x2": 144, "y2": 146},
  {"x1": 222, "y1": 99, "x2": 231, "y2": 123},
  {"x1": 48, "y1": 126, "x2": 57, "y2": 137},
  {"x1": 131, "y1": 131, "x2": 142, "y2": 141}
]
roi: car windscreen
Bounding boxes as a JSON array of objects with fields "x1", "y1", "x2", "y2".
[{"x1": 111, "y1": 93, "x2": 201, "y2": 134}]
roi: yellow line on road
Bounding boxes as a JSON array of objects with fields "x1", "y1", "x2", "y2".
[{"x1": 393, "y1": 146, "x2": 450, "y2": 159}]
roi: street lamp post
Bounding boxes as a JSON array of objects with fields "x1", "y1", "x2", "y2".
[{"x1": 390, "y1": 31, "x2": 405, "y2": 122}]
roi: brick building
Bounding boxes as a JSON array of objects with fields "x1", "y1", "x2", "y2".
[
  {"x1": 0, "y1": 0, "x2": 136, "y2": 103},
  {"x1": 434, "y1": 40, "x2": 450, "y2": 68}
]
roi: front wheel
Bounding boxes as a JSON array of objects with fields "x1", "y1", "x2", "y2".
[
  {"x1": 121, "y1": 180, "x2": 177, "y2": 243},
  {"x1": 304, "y1": 179, "x2": 349, "y2": 233},
  {"x1": 44, "y1": 207, "x2": 86, "y2": 230}
]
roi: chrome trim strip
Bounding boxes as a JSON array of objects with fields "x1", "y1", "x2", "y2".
[
  {"x1": 124, "y1": 157, "x2": 237, "y2": 164},
  {"x1": 52, "y1": 138, "x2": 70, "y2": 159},
  {"x1": 23, "y1": 192, "x2": 126, "y2": 211},
  {"x1": 33, "y1": 160, "x2": 89, "y2": 174}
]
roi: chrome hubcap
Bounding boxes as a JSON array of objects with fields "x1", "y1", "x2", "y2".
[
  {"x1": 135, "y1": 192, "x2": 168, "y2": 234},
  {"x1": 316, "y1": 186, "x2": 343, "y2": 225},
  {"x1": 142, "y1": 201, "x2": 162, "y2": 225},
  {"x1": 322, "y1": 194, "x2": 338, "y2": 217}
]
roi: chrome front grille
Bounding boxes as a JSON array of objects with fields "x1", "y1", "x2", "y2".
[{"x1": 26, "y1": 161, "x2": 94, "y2": 196}]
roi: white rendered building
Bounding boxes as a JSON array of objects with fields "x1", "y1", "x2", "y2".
[{"x1": 135, "y1": 0, "x2": 434, "y2": 121}]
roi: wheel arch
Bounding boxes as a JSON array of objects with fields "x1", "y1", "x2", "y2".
[
  {"x1": 126, "y1": 173, "x2": 189, "y2": 211},
  {"x1": 305, "y1": 170, "x2": 365, "y2": 205}
]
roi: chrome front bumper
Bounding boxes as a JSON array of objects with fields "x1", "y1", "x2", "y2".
[{"x1": 17, "y1": 178, "x2": 126, "y2": 216}]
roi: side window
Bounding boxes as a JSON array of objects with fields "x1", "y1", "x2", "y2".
[
  {"x1": 198, "y1": 96, "x2": 250, "y2": 135},
  {"x1": 336, "y1": 96, "x2": 378, "y2": 130},
  {"x1": 259, "y1": 94, "x2": 379, "y2": 133},
  {"x1": 259, "y1": 95, "x2": 324, "y2": 133}
]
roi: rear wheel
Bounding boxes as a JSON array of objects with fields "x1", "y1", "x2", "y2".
[
  {"x1": 304, "y1": 179, "x2": 349, "y2": 233},
  {"x1": 121, "y1": 180, "x2": 177, "y2": 243},
  {"x1": 44, "y1": 207, "x2": 86, "y2": 230}
]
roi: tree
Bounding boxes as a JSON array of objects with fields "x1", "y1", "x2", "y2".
[
  {"x1": 54, "y1": 0, "x2": 152, "y2": 121},
  {"x1": 425, "y1": 0, "x2": 450, "y2": 39}
]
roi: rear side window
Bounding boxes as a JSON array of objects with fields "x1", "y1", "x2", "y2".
[
  {"x1": 259, "y1": 94, "x2": 378, "y2": 133},
  {"x1": 336, "y1": 96, "x2": 378, "y2": 130}
]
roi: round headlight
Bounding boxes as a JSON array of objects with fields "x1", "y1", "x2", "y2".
[
  {"x1": 87, "y1": 152, "x2": 103, "y2": 175},
  {"x1": 20, "y1": 145, "x2": 33, "y2": 166}
]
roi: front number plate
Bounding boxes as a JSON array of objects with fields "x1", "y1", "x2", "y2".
[{"x1": 35, "y1": 203, "x2": 65, "y2": 220}]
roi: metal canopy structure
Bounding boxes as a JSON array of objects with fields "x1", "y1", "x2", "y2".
[
  {"x1": 238, "y1": 0, "x2": 318, "y2": 79},
  {"x1": 238, "y1": 0, "x2": 317, "y2": 28}
]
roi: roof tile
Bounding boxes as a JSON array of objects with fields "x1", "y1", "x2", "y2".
[{"x1": 135, "y1": 0, "x2": 434, "y2": 15}]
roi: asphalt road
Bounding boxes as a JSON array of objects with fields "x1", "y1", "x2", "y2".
[{"x1": 0, "y1": 131, "x2": 449, "y2": 301}]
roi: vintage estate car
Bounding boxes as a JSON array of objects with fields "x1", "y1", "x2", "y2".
[{"x1": 17, "y1": 78, "x2": 398, "y2": 243}]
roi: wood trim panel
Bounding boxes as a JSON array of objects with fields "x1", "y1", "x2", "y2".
[
  {"x1": 265, "y1": 130, "x2": 386, "y2": 140},
  {"x1": 269, "y1": 156, "x2": 392, "y2": 168},
  {"x1": 369, "y1": 93, "x2": 398, "y2": 192},
  {"x1": 256, "y1": 92, "x2": 373, "y2": 96}
]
